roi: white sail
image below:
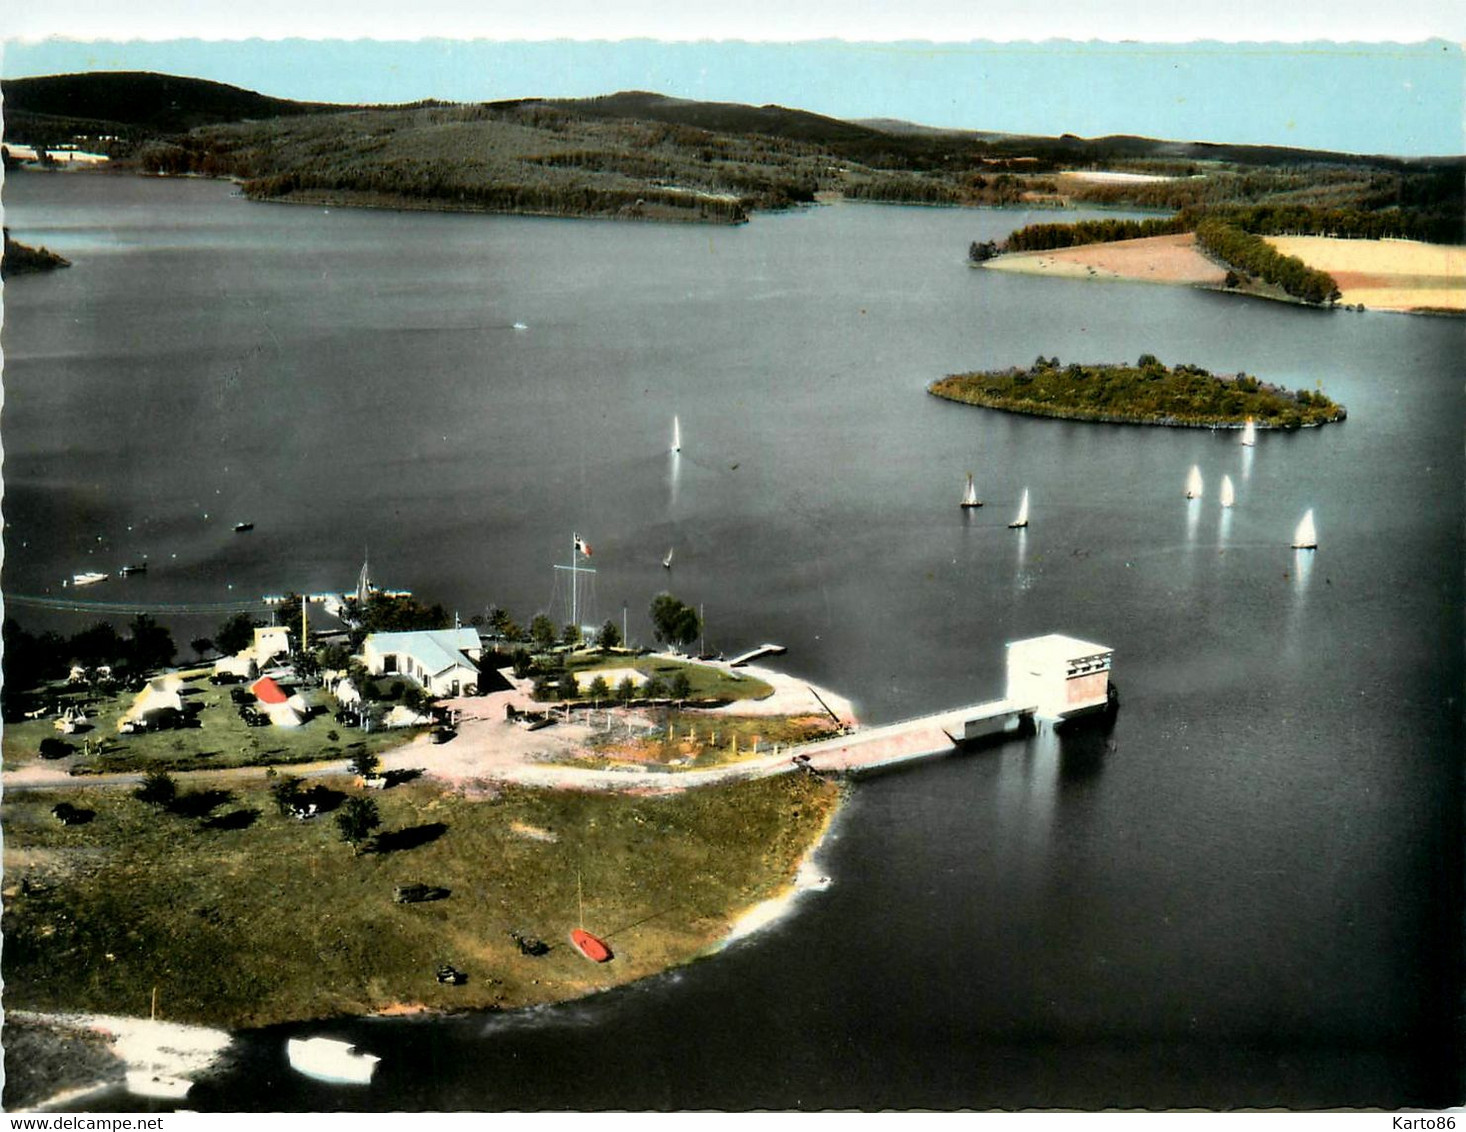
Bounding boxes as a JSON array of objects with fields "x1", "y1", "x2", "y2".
[
  {"x1": 663, "y1": 548, "x2": 674, "y2": 569},
  {"x1": 1241, "y1": 418, "x2": 1257, "y2": 446},
  {"x1": 1009, "y1": 488, "x2": 1029, "y2": 528},
  {"x1": 1185, "y1": 465, "x2": 1204, "y2": 499},
  {"x1": 1292, "y1": 509, "x2": 1318, "y2": 549},
  {"x1": 672, "y1": 416, "x2": 681, "y2": 453},
  {"x1": 960, "y1": 473, "x2": 981, "y2": 508},
  {"x1": 1220, "y1": 475, "x2": 1235, "y2": 508}
]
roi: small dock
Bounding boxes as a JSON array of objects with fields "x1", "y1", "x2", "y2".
[
  {"x1": 792, "y1": 699, "x2": 1035, "y2": 776},
  {"x1": 728, "y1": 643, "x2": 787, "y2": 668}
]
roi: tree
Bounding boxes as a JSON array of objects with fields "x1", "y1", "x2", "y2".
[
  {"x1": 350, "y1": 748, "x2": 381, "y2": 779},
  {"x1": 597, "y1": 619, "x2": 623, "y2": 651},
  {"x1": 615, "y1": 676, "x2": 636, "y2": 703},
  {"x1": 190, "y1": 637, "x2": 215, "y2": 659},
  {"x1": 127, "y1": 614, "x2": 175, "y2": 673},
  {"x1": 561, "y1": 622, "x2": 582, "y2": 648},
  {"x1": 557, "y1": 672, "x2": 581, "y2": 701},
  {"x1": 587, "y1": 675, "x2": 610, "y2": 702},
  {"x1": 529, "y1": 614, "x2": 557, "y2": 652},
  {"x1": 134, "y1": 769, "x2": 178, "y2": 809},
  {"x1": 269, "y1": 774, "x2": 305, "y2": 815},
  {"x1": 488, "y1": 606, "x2": 522, "y2": 642},
  {"x1": 216, "y1": 612, "x2": 262, "y2": 657},
  {"x1": 649, "y1": 593, "x2": 700, "y2": 652},
  {"x1": 336, "y1": 796, "x2": 381, "y2": 855},
  {"x1": 71, "y1": 621, "x2": 126, "y2": 668},
  {"x1": 671, "y1": 671, "x2": 693, "y2": 702}
]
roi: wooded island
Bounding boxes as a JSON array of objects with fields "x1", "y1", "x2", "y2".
[{"x1": 930, "y1": 356, "x2": 1346, "y2": 428}]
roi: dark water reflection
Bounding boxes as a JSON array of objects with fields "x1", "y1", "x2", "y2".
[{"x1": 5, "y1": 174, "x2": 1461, "y2": 1109}]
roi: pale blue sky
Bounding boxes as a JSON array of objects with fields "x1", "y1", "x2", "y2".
[{"x1": 3, "y1": 4, "x2": 1463, "y2": 157}]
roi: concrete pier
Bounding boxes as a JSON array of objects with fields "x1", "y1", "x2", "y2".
[{"x1": 792, "y1": 699, "x2": 1035, "y2": 775}]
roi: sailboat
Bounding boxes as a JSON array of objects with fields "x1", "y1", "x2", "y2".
[
  {"x1": 570, "y1": 871, "x2": 614, "y2": 963},
  {"x1": 1241, "y1": 418, "x2": 1257, "y2": 447},
  {"x1": 671, "y1": 416, "x2": 681, "y2": 454},
  {"x1": 1219, "y1": 475, "x2": 1236, "y2": 508},
  {"x1": 1292, "y1": 509, "x2": 1318, "y2": 550},
  {"x1": 662, "y1": 548, "x2": 674, "y2": 569},
  {"x1": 1008, "y1": 489, "x2": 1030, "y2": 529},
  {"x1": 960, "y1": 473, "x2": 982, "y2": 509},
  {"x1": 1184, "y1": 465, "x2": 1204, "y2": 499}
]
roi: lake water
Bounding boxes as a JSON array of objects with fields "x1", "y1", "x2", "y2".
[{"x1": 3, "y1": 174, "x2": 1461, "y2": 1109}]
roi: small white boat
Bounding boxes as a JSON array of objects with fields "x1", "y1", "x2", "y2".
[
  {"x1": 1241, "y1": 418, "x2": 1257, "y2": 447},
  {"x1": 512, "y1": 321, "x2": 528, "y2": 331},
  {"x1": 1184, "y1": 465, "x2": 1203, "y2": 499},
  {"x1": 1008, "y1": 488, "x2": 1029, "y2": 529},
  {"x1": 71, "y1": 571, "x2": 109, "y2": 586},
  {"x1": 1292, "y1": 509, "x2": 1318, "y2": 550},
  {"x1": 671, "y1": 415, "x2": 681, "y2": 454},
  {"x1": 663, "y1": 548, "x2": 674, "y2": 569},
  {"x1": 960, "y1": 473, "x2": 982, "y2": 509},
  {"x1": 287, "y1": 1036, "x2": 380, "y2": 1085},
  {"x1": 126, "y1": 1070, "x2": 193, "y2": 1100},
  {"x1": 1219, "y1": 475, "x2": 1236, "y2": 508}
]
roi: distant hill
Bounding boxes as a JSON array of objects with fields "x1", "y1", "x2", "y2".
[
  {"x1": 531, "y1": 90, "x2": 887, "y2": 145},
  {"x1": 1, "y1": 71, "x2": 352, "y2": 142},
  {"x1": 3, "y1": 72, "x2": 1457, "y2": 237}
]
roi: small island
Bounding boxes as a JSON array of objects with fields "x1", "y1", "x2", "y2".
[{"x1": 930, "y1": 355, "x2": 1346, "y2": 429}]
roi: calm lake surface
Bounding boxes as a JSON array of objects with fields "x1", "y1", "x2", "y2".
[{"x1": 3, "y1": 173, "x2": 1461, "y2": 1110}]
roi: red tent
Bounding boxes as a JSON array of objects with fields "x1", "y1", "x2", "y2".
[{"x1": 250, "y1": 676, "x2": 289, "y2": 705}]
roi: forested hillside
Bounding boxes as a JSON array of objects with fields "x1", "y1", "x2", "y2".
[{"x1": 4, "y1": 72, "x2": 1461, "y2": 232}]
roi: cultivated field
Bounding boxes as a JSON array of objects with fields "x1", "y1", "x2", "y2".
[{"x1": 1266, "y1": 236, "x2": 1466, "y2": 313}]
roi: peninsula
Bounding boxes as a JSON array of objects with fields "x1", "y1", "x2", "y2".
[
  {"x1": 930, "y1": 356, "x2": 1346, "y2": 429},
  {"x1": 2, "y1": 228, "x2": 70, "y2": 278},
  {"x1": 2, "y1": 587, "x2": 859, "y2": 1111}
]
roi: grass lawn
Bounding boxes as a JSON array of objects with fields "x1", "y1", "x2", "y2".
[
  {"x1": 1, "y1": 770, "x2": 841, "y2": 1029},
  {"x1": 2, "y1": 671, "x2": 414, "y2": 775},
  {"x1": 562, "y1": 652, "x2": 774, "y2": 702}
]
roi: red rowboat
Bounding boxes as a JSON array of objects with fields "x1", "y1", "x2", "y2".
[{"x1": 570, "y1": 928, "x2": 613, "y2": 963}]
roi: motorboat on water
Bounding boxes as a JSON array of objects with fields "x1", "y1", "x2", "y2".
[
  {"x1": 286, "y1": 1036, "x2": 380, "y2": 1085},
  {"x1": 70, "y1": 571, "x2": 109, "y2": 586},
  {"x1": 233, "y1": 522, "x2": 254, "y2": 533}
]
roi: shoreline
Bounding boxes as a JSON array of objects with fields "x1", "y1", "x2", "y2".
[
  {"x1": 3, "y1": 662, "x2": 856, "y2": 1094},
  {"x1": 928, "y1": 391, "x2": 1341, "y2": 430},
  {"x1": 982, "y1": 231, "x2": 1466, "y2": 315},
  {"x1": 6, "y1": 782, "x2": 851, "y2": 1110}
]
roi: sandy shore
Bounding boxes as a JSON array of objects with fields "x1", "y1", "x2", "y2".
[
  {"x1": 6, "y1": 1011, "x2": 232, "y2": 1111},
  {"x1": 984, "y1": 230, "x2": 1465, "y2": 314},
  {"x1": 982, "y1": 232, "x2": 1227, "y2": 286},
  {"x1": 1266, "y1": 235, "x2": 1466, "y2": 312}
]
